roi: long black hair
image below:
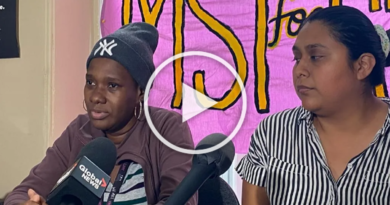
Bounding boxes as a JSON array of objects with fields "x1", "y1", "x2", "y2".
[{"x1": 300, "y1": 6, "x2": 390, "y2": 87}]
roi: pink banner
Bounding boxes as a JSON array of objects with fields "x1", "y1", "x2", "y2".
[{"x1": 100, "y1": 0, "x2": 390, "y2": 154}]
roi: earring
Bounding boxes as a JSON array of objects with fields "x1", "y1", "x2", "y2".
[
  {"x1": 134, "y1": 104, "x2": 138, "y2": 118},
  {"x1": 83, "y1": 100, "x2": 87, "y2": 111},
  {"x1": 134, "y1": 101, "x2": 143, "y2": 120},
  {"x1": 138, "y1": 101, "x2": 143, "y2": 120}
]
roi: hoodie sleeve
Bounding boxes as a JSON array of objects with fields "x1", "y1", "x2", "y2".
[
  {"x1": 154, "y1": 111, "x2": 198, "y2": 205},
  {"x1": 4, "y1": 127, "x2": 72, "y2": 205}
]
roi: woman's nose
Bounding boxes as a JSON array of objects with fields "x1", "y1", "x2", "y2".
[
  {"x1": 294, "y1": 60, "x2": 310, "y2": 79},
  {"x1": 90, "y1": 88, "x2": 107, "y2": 104}
]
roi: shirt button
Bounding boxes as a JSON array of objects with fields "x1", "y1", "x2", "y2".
[
  {"x1": 327, "y1": 196, "x2": 333, "y2": 205},
  {"x1": 346, "y1": 164, "x2": 353, "y2": 173}
]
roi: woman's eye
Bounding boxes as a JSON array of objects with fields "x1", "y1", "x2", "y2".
[
  {"x1": 311, "y1": 56, "x2": 322, "y2": 61},
  {"x1": 292, "y1": 58, "x2": 300, "y2": 64},
  {"x1": 86, "y1": 80, "x2": 94, "y2": 85},
  {"x1": 108, "y1": 83, "x2": 119, "y2": 88}
]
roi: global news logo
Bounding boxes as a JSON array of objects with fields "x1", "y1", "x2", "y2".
[{"x1": 79, "y1": 164, "x2": 107, "y2": 189}]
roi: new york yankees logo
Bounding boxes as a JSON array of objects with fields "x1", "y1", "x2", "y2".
[{"x1": 94, "y1": 39, "x2": 118, "y2": 56}]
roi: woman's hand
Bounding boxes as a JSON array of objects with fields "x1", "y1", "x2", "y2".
[{"x1": 20, "y1": 189, "x2": 47, "y2": 205}]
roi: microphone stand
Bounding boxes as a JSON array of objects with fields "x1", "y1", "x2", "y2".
[{"x1": 165, "y1": 163, "x2": 217, "y2": 205}]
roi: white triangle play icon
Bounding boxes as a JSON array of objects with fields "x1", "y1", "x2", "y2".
[{"x1": 182, "y1": 83, "x2": 218, "y2": 123}]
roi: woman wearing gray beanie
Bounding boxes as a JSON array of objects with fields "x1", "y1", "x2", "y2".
[{"x1": 5, "y1": 22, "x2": 198, "y2": 205}]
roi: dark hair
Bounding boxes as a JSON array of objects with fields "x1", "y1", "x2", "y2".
[
  {"x1": 387, "y1": 30, "x2": 390, "y2": 67},
  {"x1": 300, "y1": 6, "x2": 390, "y2": 87}
]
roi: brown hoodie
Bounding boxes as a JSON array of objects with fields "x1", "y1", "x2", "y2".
[{"x1": 4, "y1": 107, "x2": 198, "y2": 205}]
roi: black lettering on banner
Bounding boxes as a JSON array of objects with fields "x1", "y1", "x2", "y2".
[
  {"x1": 184, "y1": 0, "x2": 248, "y2": 110},
  {"x1": 370, "y1": 0, "x2": 382, "y2": 12},
  {"x1": 122, "y1": 0, "x2": 132, "y2": 25},
  {"x1": 374, "y1": 84, "x2": 389, "y2": 98},
  {"x1": 122, "y1": 0, "x2": 390, "y2": 111},
  {"x1": 268, "y1": 0, "x2": 323, "y2": 48},
  {"x1": 138, "y1": 0, "x2": 166, "y2": 27},
  {"x1": 329, "y1": 0, "x2": 343, "y2": 6},
  {"x1": 369, "y1": 0, "x2": 390, "y2": 12},
  {"x1": 171, "y1": 0, "x2": 186, "y2": 109},
  {"x1": 254, "y1": 0, "x2": 271, "y2": 113},
  {"x1": 386, "y1": 0, "x2": 390, "y2": 12}
]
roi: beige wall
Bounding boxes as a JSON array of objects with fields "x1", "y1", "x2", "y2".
[
  {"x1": 52, "y1": 0, "x2": 100, "y2": 145},
  {"x1": 0, "y1": 0, "x2": 100, "y2": 197}
]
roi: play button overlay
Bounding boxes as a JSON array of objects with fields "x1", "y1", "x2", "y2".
[
  {"x1": 143, "y1": 51, "x2": 247, "y2": 155},
  {"x1": 182, "y1": 83, "x2": 218, "y2": 123}
]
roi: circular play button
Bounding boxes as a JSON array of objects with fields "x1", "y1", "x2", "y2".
[{"x1": 143, "y1": 51, "x2": 247, "y2": 155}]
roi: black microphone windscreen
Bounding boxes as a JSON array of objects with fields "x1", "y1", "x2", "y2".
[
  {"x1": 164, "y1": 133, "x2": 235, "y2": 205},
  {"x1": 47, "y1": 137, "x2": 117, "y2": 205},
  {"x1": 75, "y1": 137, "x2": 117, "y2": 175},
  {"x1": 195, "y1": 133, "x2": 235, "y2": 177}
]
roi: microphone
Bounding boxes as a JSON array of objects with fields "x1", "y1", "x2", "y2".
[
  {"x1": 165, "y1": 133, "x2": 235, "y2": 205},
  {"x1": 46, "y1": 137, "x2": 117, "y2": 205}
]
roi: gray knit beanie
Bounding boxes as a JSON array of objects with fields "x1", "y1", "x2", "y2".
[{"x1": 86, "y1": 22, "x2": 159, "y2": 90}]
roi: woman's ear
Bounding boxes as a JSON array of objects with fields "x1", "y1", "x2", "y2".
[
  {"x1": 138, "y1": 88, "x2": 145, "y2": 102},
  {"x1": 354, "y1": 53, "x2": 376, "y2": 81}
]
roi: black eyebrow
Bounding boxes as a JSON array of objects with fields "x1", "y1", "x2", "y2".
[
  {"x1": 85, "y1": 74, "x2": 122, "y2": 82},
  {"x1": 105, "y1": 76, "x2": 121, "y2": 82},
  {"x1": 305, "y1": 43, "x2": 328, "y2": 49},
  {"x1": 292, "y1": 43, "x2": 328, "y2": 52}
]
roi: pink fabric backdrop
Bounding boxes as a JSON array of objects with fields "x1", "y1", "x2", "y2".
[{"x1": 100, "y1": 0, "x2": 390, "y2": 154}]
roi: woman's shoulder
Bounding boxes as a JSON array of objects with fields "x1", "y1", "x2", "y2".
[
  {"x1": 61, "y1": 113, "x2": 103, "y2": 141},
  {"x1": 69, "y1": 113, "x2": 89, "y2": 124},
  {"x1": 259, "y1": 106, "x2": 307, "y2": 128},
  {"x1": 250, "y1": 106, "x2": 308, "y2": 149},
  {"x1": 145, "y1": 106, "x2": 192, "y2": 139},
  {"x1": 66, "y1": 113, "x2": 91, "y2": 131},
  {"x1": 147, "y1": 106, "x2": 183, "y2": 124}
]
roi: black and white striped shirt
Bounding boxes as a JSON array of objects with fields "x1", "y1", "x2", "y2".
[{"x1": 236, "y1": 100, "x2": 390, "y2": 204}]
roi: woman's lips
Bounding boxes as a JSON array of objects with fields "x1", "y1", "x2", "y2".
[
  {"x1": 90, "y1": 111, "x2": 109, "y2": 120},
  {"x1": 297, "y1": 85, "x2": 313, "y2": 94}
]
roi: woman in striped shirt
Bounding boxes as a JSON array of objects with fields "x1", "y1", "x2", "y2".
[{"x1": 236, "y1": 6, "x2": 390, "y2": 205}]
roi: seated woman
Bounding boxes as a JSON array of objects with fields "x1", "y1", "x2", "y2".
[
  {"x1": 5, "y1": 22, "x2": 197, "y2": 205},
  {"x1": 236, "y1": 6, "x2": 390, "y2": 205}
]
